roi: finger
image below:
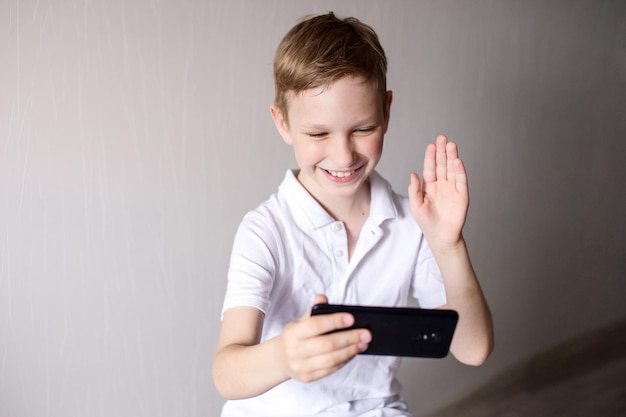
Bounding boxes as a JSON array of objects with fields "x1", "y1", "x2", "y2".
[
  {"x1": 297, "y1": 332, "x2": 370, "y2": 380},
  {"x1": 304, "y1": 294, "x2": 328, "y2": 320},
  {"x1": 453, "y1": 157, "x2": 469, "y2": 195},
  {"x1": 293, "y1": 345, "x2": 362, "y2": 382},
  {"x1": 292, "y1": 311, "x2": 355, "y2": 341},
  {"x1": 322, "y1": 328, "x2": 371, "y2": 354},
  {"x1": 312, "y1": 294, "x2": 329, "y2": 308},
  {"x1": 297, "y1": 364, "x2": 343, "y2": 383},
  {"x1": 300, "y1": 328, "x2": 371, "y2": 362},
  {"x1": 435, "y1": 135, "x2": 448, "y2": 181},
  {"x1": 423, "y1": 143, "x2": 437, "y2": 183},
  {"x1": 408, "y1": 172, "x2": 424, "y2": 207},
  {"x1": 446, "y1": 141, "x2": 459, "y2": 181}
]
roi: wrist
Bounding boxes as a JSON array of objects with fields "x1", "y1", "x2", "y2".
[{"x1": 428, "y1": 235, "x2": 467, "y2": 258}]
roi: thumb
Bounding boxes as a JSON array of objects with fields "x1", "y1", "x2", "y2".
[
  {"x1": 313, "y1": 294, "x2": 329, "y2": 305},
  {"x1": 408, "y1": 172, "x2": 424, "y2": 208},
  {"x1": 305, "y1": 294, "x2": 329, "y2": 319}
]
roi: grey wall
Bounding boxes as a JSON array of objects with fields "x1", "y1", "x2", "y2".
[{"x1": 1, "y1": 1, "x2": 625, "y2": 416}]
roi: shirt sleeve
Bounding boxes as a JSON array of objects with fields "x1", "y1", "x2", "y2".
[{"x1": 221, "y1": 210, "x2": 280, "y2": 318}]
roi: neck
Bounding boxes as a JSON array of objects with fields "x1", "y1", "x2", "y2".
[{"x1": 317, "y1": 181, "x2": 371, "y2": 224}]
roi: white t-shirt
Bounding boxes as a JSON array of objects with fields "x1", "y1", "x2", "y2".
[{"x1": 221, "y1": 169, "x2": 446, "y2": 417}]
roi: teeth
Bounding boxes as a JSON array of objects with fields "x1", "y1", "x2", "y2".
[{"x1": 327, "y1": 169, "x2": 355, "y2": 178}]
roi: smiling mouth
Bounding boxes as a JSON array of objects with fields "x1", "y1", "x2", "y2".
[{"x1": 324, "y1": 168, "x2": 359, "y2": 178}]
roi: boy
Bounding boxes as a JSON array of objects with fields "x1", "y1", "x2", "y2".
[{"x1": 213, "y1": 12, "x2": 493, "y2": 417}]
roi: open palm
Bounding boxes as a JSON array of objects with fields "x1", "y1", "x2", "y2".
[{"x1": 408, "y1": 135, "x2": 469, "y2": 250}]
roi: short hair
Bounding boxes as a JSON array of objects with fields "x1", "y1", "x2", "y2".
[{"x1": 273, "y1": 12, "x2": 388, "y2": 119}]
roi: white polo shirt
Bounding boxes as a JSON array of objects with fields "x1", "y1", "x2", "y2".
[{"x1": 221, "y1": 169, "x2": 446, "y2": 417}]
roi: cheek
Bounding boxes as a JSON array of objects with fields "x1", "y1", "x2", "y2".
[
  {"x1": 361, "y1": 137, "x2": 384, "y2": 159},
  {"x1": 292, "y1": 140, "x2": 325, "y2": 165}
]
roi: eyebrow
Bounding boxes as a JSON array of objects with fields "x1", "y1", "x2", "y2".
[{"x1": 300, "y1": 114, "x2": 382, "y2": 130}]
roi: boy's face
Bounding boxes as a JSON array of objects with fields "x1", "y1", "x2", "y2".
[{"x1": 271, "y1": 75, "x2": 392, "y2": 205}]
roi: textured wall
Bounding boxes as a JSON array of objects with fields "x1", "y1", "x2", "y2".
[{"x1": 1, "y1": 1, "x2": 625, "y2": 416}]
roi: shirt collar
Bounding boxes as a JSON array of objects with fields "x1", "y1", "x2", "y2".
[
  {"x1": 368, "y1": 170, "x2": 398, "y2": 226},
  {"x1": 278, "y1": 169, "x2": 397, "y2": 230}
]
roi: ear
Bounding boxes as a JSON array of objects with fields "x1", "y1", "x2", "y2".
[
  {"x1": 270, "y1": 104, "x2": 293, "y2": 145},
  {"x1": 383, "y1": 90, "x2": 393, "y2": 134}
]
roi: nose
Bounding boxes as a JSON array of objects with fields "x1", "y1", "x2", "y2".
[{"x1": 330, "y1": 135, "x2": 356, "y2": 167}]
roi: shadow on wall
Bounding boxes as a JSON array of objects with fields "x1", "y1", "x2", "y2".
[{"x1": 422, "y1": 318, "x2": 626, "y2": 417}]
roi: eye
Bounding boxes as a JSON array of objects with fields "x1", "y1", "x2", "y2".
[
  {"x1": 307, "y1": 132, "x2": 328, "y2": 139},
  {"x1": 354, "y1": 127, "x2": 376, "y2": 135}
]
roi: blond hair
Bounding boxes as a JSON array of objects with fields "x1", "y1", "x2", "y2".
[{"x1": 273, "y1": 12, "x2": 388, "y2": 119}]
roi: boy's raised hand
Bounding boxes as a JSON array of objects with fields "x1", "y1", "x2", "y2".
[
  {"x1": 276, "y1": 294, "x2": 371, "y2": 383},
  {"x1": 408, "y1": 135, "x2": 469, "y2": 250}
]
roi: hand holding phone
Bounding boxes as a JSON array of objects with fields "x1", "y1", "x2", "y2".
[{"x1": 311, "y1": 304, "x2": 458, "y2": 358}]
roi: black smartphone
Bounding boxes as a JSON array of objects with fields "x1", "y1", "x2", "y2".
[{"x1": 311, "y1": 304, "x2": 458, "y2": 358}]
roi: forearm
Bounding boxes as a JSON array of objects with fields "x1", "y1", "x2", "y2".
[
  {"x1": 431, "y1": 237, "x2": 494, "y2": 365},
  {"x1": 213, "y1": 336, "x2": 288, "y2": 400}
]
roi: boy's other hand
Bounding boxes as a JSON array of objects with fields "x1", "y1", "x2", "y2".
[
  {"x1": 276, "y1": 294, "x2": 371, "y2": 383},
  {"x1": 408, "y1": 135, "x2": 469, "y2": 251}
]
